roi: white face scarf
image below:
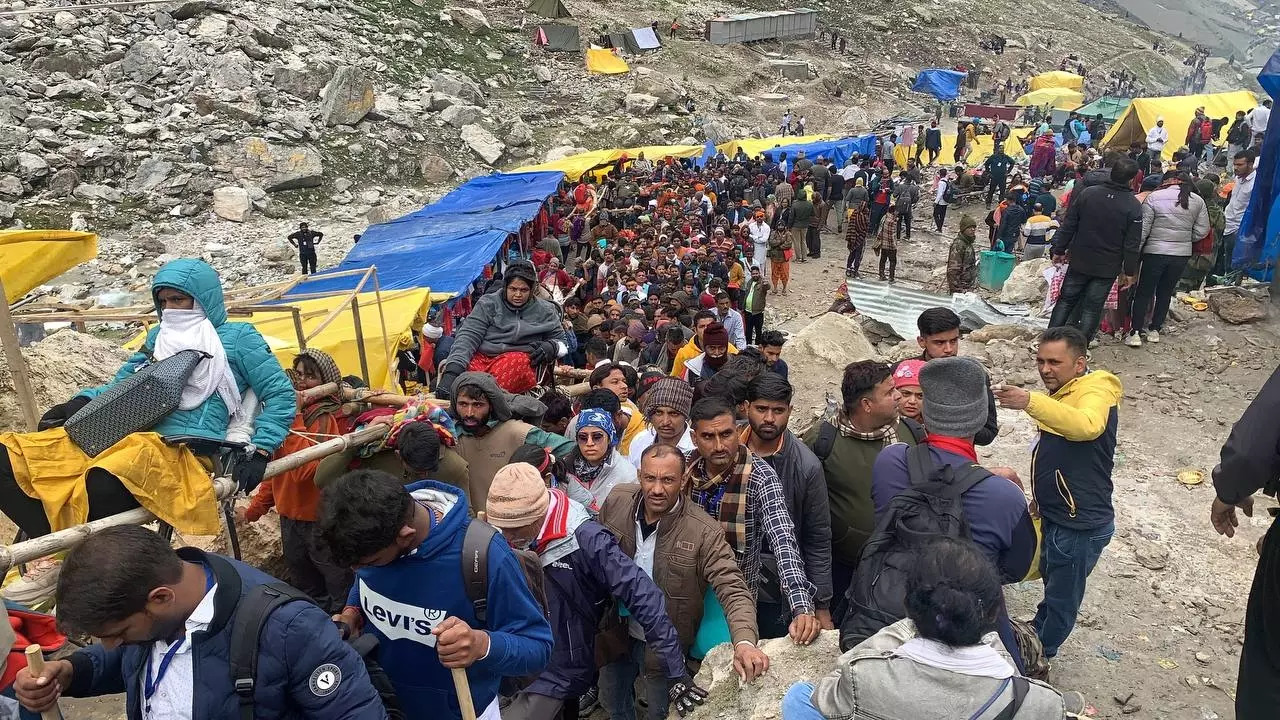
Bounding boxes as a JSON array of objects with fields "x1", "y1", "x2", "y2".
[{"x1": 153, "y1": 301, "x2": 243, "y2": 414}]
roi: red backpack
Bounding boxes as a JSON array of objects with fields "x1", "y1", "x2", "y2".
[{"x1": 1199, "y1": 119, "x2": 1213, "y2": 144}]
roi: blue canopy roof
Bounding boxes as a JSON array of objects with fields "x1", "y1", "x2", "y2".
[
  {"x1": 1236, "y1": 47, "x2": 1280, "y2": 278},
  {"x1": 912, "y1": 69, "x2": 967, "y2": 101},
  {"x1": 758, "y1": 135, "x2": 879, "y2": 168},
  {"x1": 285, "y1": 171, "x2": 564, "y2": 298}
]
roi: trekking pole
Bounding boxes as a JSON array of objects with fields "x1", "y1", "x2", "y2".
[
  {"x1": 452, "y1": 668, "x2": 477, "y2": 720},
  {"x1": 24, "y1": 645, "x2": 61, "y2": 720}
]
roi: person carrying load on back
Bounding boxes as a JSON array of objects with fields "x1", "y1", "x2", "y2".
[
  {"x1": 435, "y1": 261, "x2": 567, "y2": 398},
  {"x1": 241, "y1": 349, "x2": 353, "y2": 614},
  {"x1": 848, "y1": 357, "x2": 1037, "y2": 670},
  {"x1": 0, "y1": 258, "x2": 296, "y2": 540}
]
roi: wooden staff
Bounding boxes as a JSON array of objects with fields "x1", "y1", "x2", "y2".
[
  {"x1": 24, "y1": 645, "x2": 61, "y2": 720},
  {"x1": 452, "y1": 668, "x2": 476, "y2": 720}
]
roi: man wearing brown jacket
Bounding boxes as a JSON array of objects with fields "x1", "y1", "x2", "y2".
[{"x1": 597, "y1": 444, "x2": 769, "y2": 719}]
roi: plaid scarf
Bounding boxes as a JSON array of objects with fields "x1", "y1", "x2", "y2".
[
  {"x1": 686, "y1": 445, "x2": 752, "y2": 555},
  {"x1": 837, "y1": 415, "x2": 898, "y2": 446}
]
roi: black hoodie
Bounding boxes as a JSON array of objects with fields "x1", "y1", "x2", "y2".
[{"x1": 1053, "y1": 180, "x2": 1143, "y2": 278}]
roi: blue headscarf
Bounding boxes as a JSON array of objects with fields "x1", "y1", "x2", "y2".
[{"x1": 577, "y1": 407, "x2": 618, "y2": 447}]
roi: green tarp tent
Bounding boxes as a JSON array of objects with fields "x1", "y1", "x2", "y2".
[
  {"x1": 535, "y1": 23, "x2": 581, "y2": 52},
  {"x1": 1076, "y1": 96, "x2": 1132, "y2": 123},
  {"x1": 528, "y1": 0, "x2": 570, "y2": 18}
]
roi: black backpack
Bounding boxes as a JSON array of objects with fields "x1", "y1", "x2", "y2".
[
  {"x1": 461, "y1": 519, "x2": 549, "y2": 624},
  {"x1": 230, "y1": 583, "x2": 406, "y2": 720},
  {"x1": 838, "y1": 443, "x2": 991, "y2": 652},
  {"x1": 941, "y1": 179, "x2": 957, "y2": 204}
]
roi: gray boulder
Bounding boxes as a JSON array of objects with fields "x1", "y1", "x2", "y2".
[
  {"x1": 211, "y1": 186, "x2": 252, "y2": 221},
  {"x1": 623, "y1": 93, "x2": 659, "y2": 114},
  {"x1": 432, "y1": 71, "x2": 485, "y2": 106},
  {"x1": 319, "y1": 66, "x2": 375, "y2": 126},
  {"x1": 0, "y1": 174, "x2": 21, "y2": 197},
  {"x1": 122, "y1": 40, "x2": 165, "y2": 83},
  {"x1": 130, "y1": 158, "x2": 173, "y2": 193},
  {"x1": 210, "y1": 50, "x2": 254, "y2": 90},
  {"x1": 460, "y1": 124, "x2": 504, "y2": 165},
  {"x1": 213, "y1": 136, "x2": 324, "y2": 192},
  {"x1": 418, "y1": 154, "x2": 454, "y2": 183},
  {"x1": 72, "y1": 184, "x2": 123, "y2": 203},
  {"x1": 15, "y1": 152, "x2": 49, "y2": 180},
  {"x1": 999, "y1": 257, "x2": 1052, "y2": 304},
  {"x1": 446, "y1": 6, "x2": 490, "y2": 33},
  {"x1": 440, "y1": 104, "x2": 481, "y2": 127},
  {"x1": 272, "y1": 62, "x2": 334, "y2": 100},
  {"x1": 45, "y1": 168, "x2": 80, "y2": 198}
]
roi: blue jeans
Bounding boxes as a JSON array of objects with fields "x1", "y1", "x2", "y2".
[
  {"x1": 781, "y1": 682, "x2": 825, "y2": 720},
  {"x1": 1033, "y1": 519, "x2": 1114, "y2": 658},
  {"x1": 599, "y1": 638, "x2": 670, "y2": 720}
]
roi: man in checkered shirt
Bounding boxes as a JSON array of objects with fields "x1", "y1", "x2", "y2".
[{"x1": 684, "y1": 396, "x2": 822, "y2": 644}]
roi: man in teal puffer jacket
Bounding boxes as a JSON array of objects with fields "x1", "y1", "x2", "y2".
[{"x1": 0, "y1": 259, "x2": 296, "y2": 537}]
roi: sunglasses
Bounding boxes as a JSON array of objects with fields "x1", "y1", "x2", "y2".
[{"x1": 576, "y1": 431, "x2": 610, "y2": 445}]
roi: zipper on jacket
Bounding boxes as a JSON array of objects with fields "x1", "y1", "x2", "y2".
[{"x1": 1055, "y1": 469, "x2": 1078, "y2": 518}]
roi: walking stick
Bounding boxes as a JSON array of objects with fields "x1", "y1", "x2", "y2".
[
  {"x1": 24, "y1": 645, "x2": 61, "y2": 720},
  {"x1": 452, "y1": 667, "x2": 477, "y2": 720}
]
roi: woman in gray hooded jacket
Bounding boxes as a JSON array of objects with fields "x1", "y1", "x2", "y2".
[
  {"x1": 780, "y1": 538, "x2": 1076, "y2": 719},
  {"x1": 1127, "y1": 173, "x2": 1210, "y2": 348}
]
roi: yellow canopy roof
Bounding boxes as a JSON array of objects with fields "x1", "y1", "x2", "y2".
[
  {"x1": 1015, "y1": 87, "x2": 1085, "y2": 110},
  {"x1": 586, "y1": 48, "x2": 629, "y2": 74},
  {"x1": 893, "y1": 131, "x2": 1027, "y2": 169},
  {"x1": 1100, "y1": 89, "x2": 1258, "y2": 160},
  {"x1": 126, "y1": 288, "x2": 435, "y2": 389},
  {"x1": 0, "y1": 230, "x2": 98, "y2": 303},
  {"x1": 717, "y1": 133, "x2": 837, "y2": 159},
  {"x1": 245, "y1": 288, "x2": 433, "y2": 389},
  {"x1": 1029, "y1": 71, "x2": 1084, "y2": 91},
  {"x1": 516, "y1": 145, "x2": 703, "y2": 181}
]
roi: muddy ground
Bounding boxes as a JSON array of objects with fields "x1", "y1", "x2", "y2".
[{"x1": 26, "y1": 198, "x2": 1280, "y2": 719}]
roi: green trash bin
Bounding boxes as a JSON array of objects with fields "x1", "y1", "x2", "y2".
[{"x1": 979, "y1": 251, "x2": 1017, "y2": 291}]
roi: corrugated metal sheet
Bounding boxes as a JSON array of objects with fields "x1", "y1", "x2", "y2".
[
  {"x1": 707, "y1": 8, "x2": 817, "y2": 45},
  {"x1": 846, "y1": 280, "x2": 1046, "y2": 340}
]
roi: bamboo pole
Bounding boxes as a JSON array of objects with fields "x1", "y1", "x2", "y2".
[
  {"x1": 0, "y1": 426, "x2": 388, "y2": 573},
  {"x1": 452, "y1": 668, "x2": 477, "y2": 720},
  {"x1": 370, "y1": 269, "x2": 395, "y2": 396},
  {"x1": 0, "y1": 279, "x2": 41, "y2": 431},
  {"x1": 291, "y1": 307, "x2": 308, "y2": 351},
  {"x1": 303, "y1": 269, "x2": 372, "y2": 343},
  {"x1": 23, "y1": 646, "x2": 60, "y2": 720},
  {"x1": 349, "y1": 295, "x2": 371, "y2": 386}
]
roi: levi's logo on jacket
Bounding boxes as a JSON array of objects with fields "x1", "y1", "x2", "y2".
[{"x1": 360, "y1": 579, "x2": 448, "y2": 645}]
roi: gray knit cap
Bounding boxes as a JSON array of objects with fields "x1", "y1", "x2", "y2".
[{"x1": 918, "y1": 357, "x2": 989, "y2": 439}]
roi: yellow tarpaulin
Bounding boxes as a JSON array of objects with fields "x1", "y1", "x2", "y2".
[
  {"x1": 1015, "y1": 87, "x2": 1085, "y2": 110},
  {"x1": 894, "y1": 131, "x2": 1027, "y2": 169},
  {"x1": 716, "y1": 134, "x2": 838, "y2": 159},
  {"x1": 127, "y1": 288, "x2": 433, "y2": 389},
  {"x1": 1029, "y1": 71, "x2": 1084, "y2": 92},
  {"x1": 0, "y1": 230, "x2": 98, "y2": 303},
  {"x1": 517, "y1": 145, "x2": 703, "y2": 181},
  {"x1": 1100, "y1": 89, "x2": 1258, "y2": 161},
  {"x1": 243, "y1": 288, "x2": 433, "y2": 389},
  {"x1": 586, "y1": 48, "x2": 629, "y2": 74}
]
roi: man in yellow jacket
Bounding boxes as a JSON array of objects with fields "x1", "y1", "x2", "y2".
[
  {"x1": 992, "y1": 326, "x2": 1123, "y2": 660},
  {"x1": 670, "y1": 309, "x2": 738, "y2": 378}
]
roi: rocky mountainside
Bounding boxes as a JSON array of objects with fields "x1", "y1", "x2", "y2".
[{"x1": 0, "y1": 0, "x2": 1234, "y2": 304}]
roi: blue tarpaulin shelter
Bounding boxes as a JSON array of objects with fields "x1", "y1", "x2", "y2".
[
  {"x1": 285, "y1": 171, "x2": 564, "y2": 298},
  {"x1": 1233, "y1": 48, "x2": 1280, "y2": 278},
  {"x1": 911, "y1": 69, "x2": 967, "y2": 101},
  {"x1": 757, "y1": 135, "x2": 879, "y2": 168}
]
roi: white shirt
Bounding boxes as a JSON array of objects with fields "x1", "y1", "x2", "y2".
[
  {"x1": 628, "y1": 508, "x2": 665, "y2": 641},
  {"x1": 748, "y1": 220, "x2": 771, "y2": 246},
  {"x1": 1249, "y1": 105, "x2": 1271, "y2": 134},
  {"x1": 1225, "y1": 170, "x2": 1256, "y2": 234},
  {"x1": 141, "y1": 582, "x2": 217, "y2": 720},
  {"x1": 934, "y1": 179, "x2": 948, "y2": 204},
  {"x1": 626, "y1": 426, "x2": 695, "y2": 468},
  {"x1": 1146, "y1": 124, "x2": 1168, "y2": 151}
]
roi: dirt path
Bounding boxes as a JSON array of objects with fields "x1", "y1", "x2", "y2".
[{"x1": 768, "y1": 210, "x2": 1278, "y2": 718}]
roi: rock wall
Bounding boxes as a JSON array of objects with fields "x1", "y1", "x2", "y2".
[
  {"x1": 0, "y1": 329, "x2": 130, "y2": 431},
  {"x1": 690, "y1": 630, "x2": 842, "y2": 720}
]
